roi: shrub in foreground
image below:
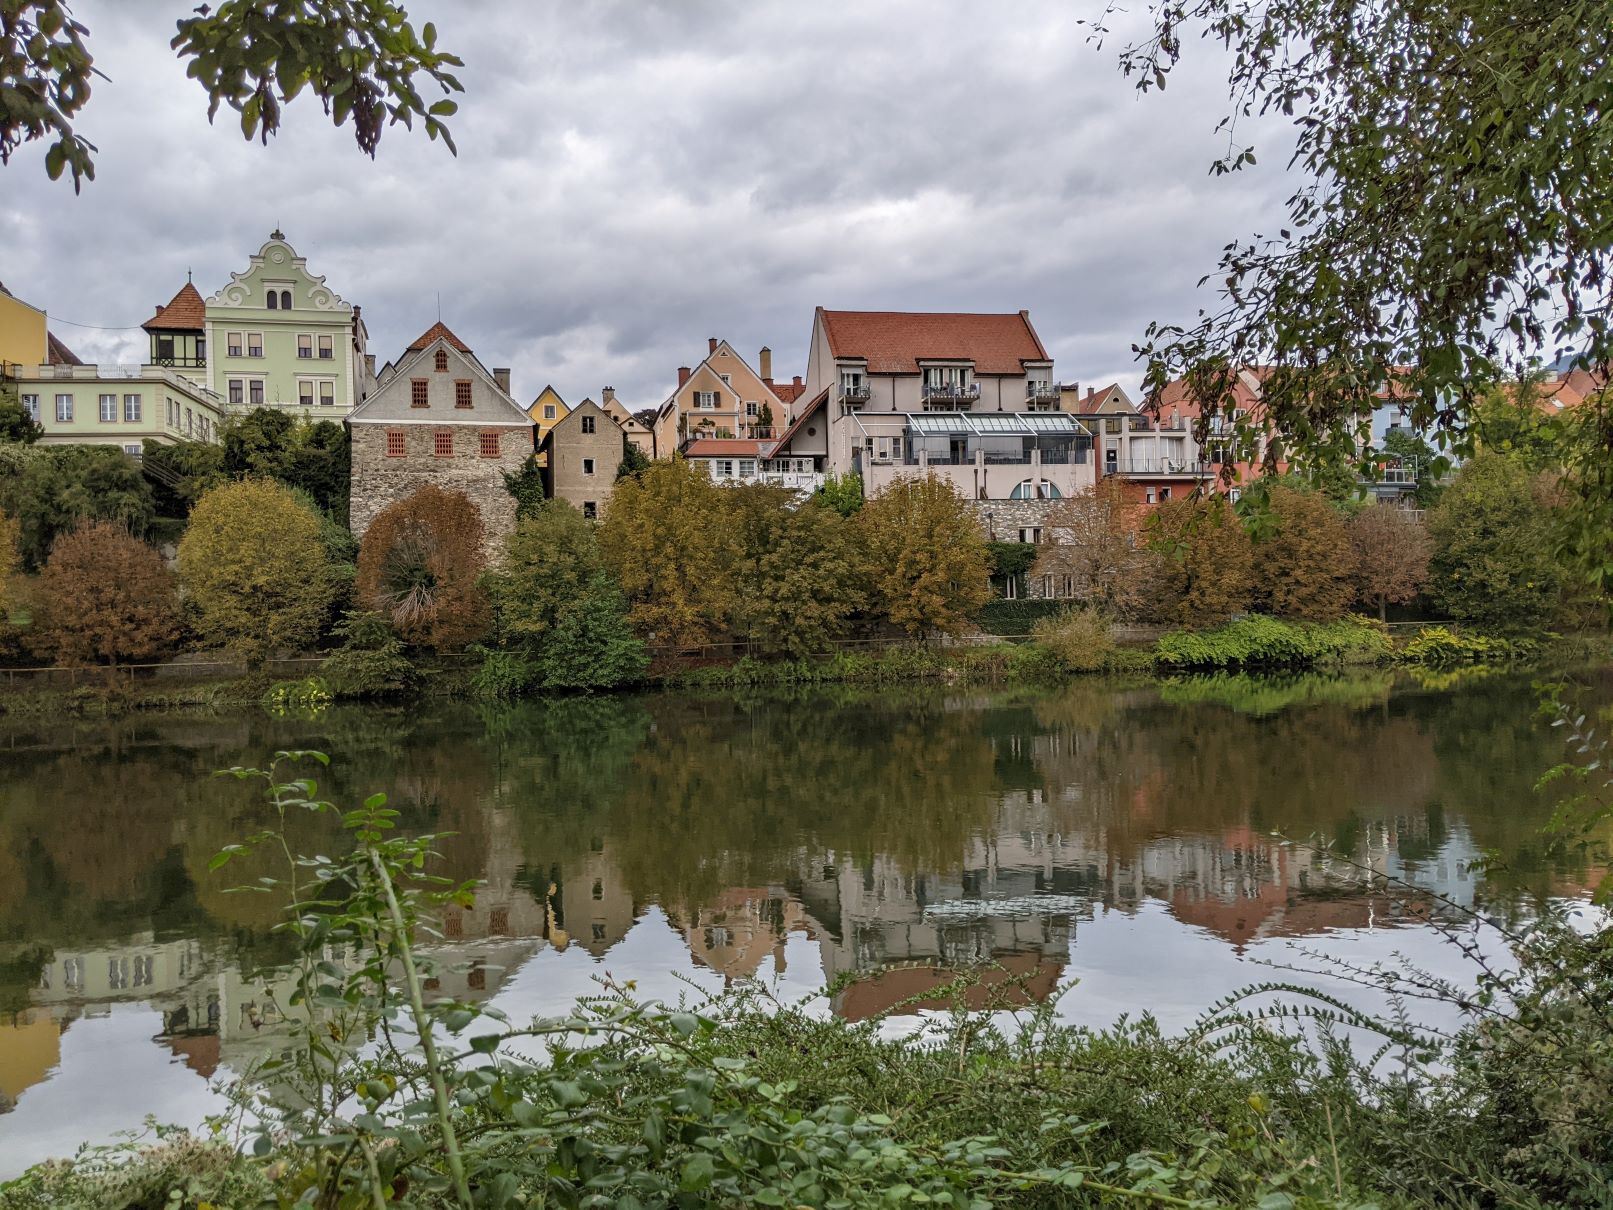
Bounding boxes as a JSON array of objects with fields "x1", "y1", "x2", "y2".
[
  {"x1": 1155, "y1": 614, "x2": 1390, "y2": 669},
  {"x1": 356, "y1": 485, "x2": 490, "y2": 650},
  {"x1": 27, "y1": 523, "x2": 179, "y2": 667},
  {"x1": 1030, "y1": 605, "x2": 1113, "y2": 671}
]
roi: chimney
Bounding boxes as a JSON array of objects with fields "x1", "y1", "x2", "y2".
[
  {"x1": 493, "y1": 367, "x2": 511, "y2": 394},
  {"x1": 1086, "y1": 387, "x2": 1095, "y2": 404},
  {"x1": 708, "y1": 337, "x2": 718, "y2": 355},
  {"x1": 792, "y1": 375, "x2": 802, "y2": 390},
  {"x1": 365, "y1": 353, "x2": 376, "y2": 376},
  {"x1": 759, "y1": 346, "x2": 773, "y2": 382},
  {"x1": 678, "y1": 365, "x2": 691, "y2": 387},
  {"x1": 602, "y1": 386, "x2": 616, "y2": 405}
]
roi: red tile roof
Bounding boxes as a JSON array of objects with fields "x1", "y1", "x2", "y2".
[
  {"x1": 770, "y1": 378, "x2": 806, "y2": 404},
  {"x1": 820, "y1": 309, "x2": 1049, "y2": 375},
  {"x1": 143, "y1": 282, "x2": 206, "y2": 332},
  {"x1": 770, "y1": 388, "x2": 827, "y2": 452},
  {"x1": 406, "y1": 321, "x2": 472, "y2": 354},
  {"x1": 1075, "y1": 383, "x2": 1127, "y2": 414},
  {"x1": 683, "y1": 439, "x2": 768, "y2": 457},
  {"x1": 46, "y1": 331, "x2": 82, "y2": 366}
]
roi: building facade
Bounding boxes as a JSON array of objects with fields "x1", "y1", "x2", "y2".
[
  {"x1": 203, "y1": 231, "x2": 371, "y2": 417},
  {"x1": 600, "y1": 387, "x2": 654, "y2": 456},
  {"x1": 0, "y1": 281, "x2": 47, "y2": 369},
  {"x1": 651, "y1": 339, "x2": 789, "y2": 454},
  {"x1": 1070, "y1": 381, "x2": 1214, "y2": 505},
  {"x1": 527, "y1": 384, "x2": 570, "y2": 446},
  {"x1": 141, "y1": 280, "x2": 208, "y2": 376},
  {"x1": 683, "y1": 437, "x2": 825, "y2": 493},
  {"x1": 347, "y1": 323, "x2": 534, "y2": 555},
  {"x1": 13, "y1": 362, "x2": 226, "y2": 453},
  {"x1": 539, "y1": 399, "x2": 624, "y2": 518}
]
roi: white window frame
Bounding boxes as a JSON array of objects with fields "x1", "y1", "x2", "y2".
[
  {"x1": 249, "y1": 379, "x2": 265, "y2": 406},
  {"x1": 297, "y1": 333, "x2": 313, "y2": 359},
  {"x1": 20, "y1": 393, "x2": 39, "y2": 421},
  {"x1": 694, "y1": 391, "x2": 718, "y2": 410},
  {"x1": 226, "y1": 331, "x2": 243, "y2": 357},
  {"x1": 318, "y1": 334, "x2": 334, "y2": 360},
  {"x1": 246, "y1": 331, "x2": 264, "y2": 359},
  {"x1": 123, "y1": 393, "x2": 142, "y2": 422},
  {"x1": 582, "y1": 457, "x2": 596, "y2": 476},
  {"x1": 55, "y1": 393, "x2": 74, "y2": 422},
  {"x1": 738, "y1": 458, "x2": 756, "y2": 477},
  {"x1": 99, "y1": 393, "x2": 118, "y2": 423}
]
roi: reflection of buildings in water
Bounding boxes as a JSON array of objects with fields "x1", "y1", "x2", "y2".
[{"x1": 669, "y1": 887, "x2": 818, "y2": 982}]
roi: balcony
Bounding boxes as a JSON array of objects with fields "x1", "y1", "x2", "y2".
[
  {"x1": 152, "y1": 356, "x2": 207, "y2": 370},
  {"x1": 759, "y1": 470, "x2": 825, "y2": 492},
  {"x1": 921, "y1": 382, "x2": 980, "y2": 408},
  {"x1": 839, "y1": 384, "x2": 871, "y2": 409},
  {"x1": 1110, "y1": 459, "x2": 1216, "y2": 477},
  {"x1": 1026, "y1": 381, "x2": 1060, "y2": 404}
]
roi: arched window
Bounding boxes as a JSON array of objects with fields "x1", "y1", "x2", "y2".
[
  {"x1": 266, "y1": 291, "x2": 278, "y2": 310},
  {"x1": 280, "y1": 290, "x2": 292, "y2": 310},
  {"x1": 434, "y1": 348, "x2": 449, "y2": 372},
  {"x1": 1008, "y1": 480, "x2": 1065, "y2": 501}
]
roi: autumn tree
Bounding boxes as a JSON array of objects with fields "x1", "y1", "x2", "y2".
[
  {"x1": 598, "y1": 457, "x2": 738, "y2": 648},
  {"x1": 857, "y1": 474, "x2": 991, "y2": 637},
  {"x1": 1143, "y1": 493, "x2": 1254, "y2": 627},
  {"x1": 178, "y1": 479, "x2": 333, "y2": 668},
  {"x1": 1031, "y1": 480, "x2": 1147, "y2": 617},
  {"x1": 1348, "y1": 507, "x2": 1431, "y2": 621},
  {"x1": 1427, "y1": 454, "x2": 1562, "y2": 628},
  {"x1": 727, "y1": 485, "x2": 866, "y2": 656},
  {"x1": 355, "y1": 485, "x2": 490, "y2": 650},
  {"x1": 0, "y1": 510, "x2": 17, "y2": 614},
  {"x1": 1254, "y1": 484, "x2": 1355, "y2": 621},
  {"x1": 28, "y1": 523, "x2": 179, "y2": 666},
  {"x1": 486, "y1": 500, "x2": 604, "y2": 646},
  {"x1": 0, "y1": 444, "x2": 155, "y2": 570}
]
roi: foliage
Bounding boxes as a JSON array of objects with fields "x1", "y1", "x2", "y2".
[
  {"x1": 0, "y1": 443, "x2": 155, "y2": 571},
  {"x1": 222, "y1": 410, "x2": 351, "y2": 522},
  {"x1": 857, "y1": 474, "x2": 991, "y2": 638},
  {"x1": 1030, "y1": 480, "x2": 1148, "y2": 616},
  {"x1": 0, "y1": 508, "x2": 17, "y2": 614},
  {"x1": 320, "y1": 611, "x2": 418, "y2": 698},
  {"x1": 815, "y1": 471, "x2": 865, "y2": 517},
  {"x1": 355, "y1": 485, "x2": 490, "y2": 650},
  {"x1": 1143, "y1": 493, "x2": 1254, "y2": 627},
  {"x1": 533, "y1": 573, "x2": 649, "y2": 691},
  {"x1": 1427, "y1": 454, "x2": 1563, "y2": 628},
  {"x1": 975, "y1": 597, "x2": 1066, "y2": 635},
  {"x1": 1255, "y1": 483, "x2": 1356, "y2": 621},
  {"x1": 26, "y1": 522, "x2": 179, "y2": 667},
  {"x1": 598, "y1": 456, "x2": 738, "y2": 648},
  {"x1": 3, "y1": 0, "x2": 463, "y2": 191},
  {"x1": 262, "y1": 675, "x2": 332, "y2": 715},
  {"x1": 1380, "y1": 427, "x2": 1446, "y2": 508},
  {"x1": 984, "y1": 540, "x2": 1038, "y2": 598},
  {"x1": 500, "y1": 453, "x2": 546, "y2": 521},
  {"x1": 470, "y1": 646, "x2": 537, "y2": 699},
  {"x1": 0, "y1": 381, "x2": 43, "y2": 443},
  {"x1": 1155, "y1": 614, "x2": 1390, "y2": 669},
  {"x1": 616, "y1": 441, "x2": 651, "y2": 480},
  {"x1": 1348, "y1": 507, "x2": 1431, "y2": 620},
  {"x1": 178, "y1": 478, "x2": 333, "y2": 668},
  {"x1": 728, "y1": 483, "x2": 865, "y2": 656},
  {"x1": 1398, "y1": 625, "x2": 1539, "y2": 667},
  {"x1": 1470, "y1": 376, "x2": 1565, "y2": 472},
  {"x1": 1550, "y1": 389, "x2": 1613, "y2": 609},
  {"x1": 1158, "y1": 670, "x2": 1395, "y2": 717},
  {"x1": 1031, "y1": 606, "x2": 1113, "y2": 672},
  {"x1": 140, "y1": 436, "x2": 225, "y2": 515},
  {"x1": 485, "y1": 501, "x2": 603, "y2": 646}
]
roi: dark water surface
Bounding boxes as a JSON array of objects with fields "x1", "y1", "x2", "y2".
[{"x1": 0, "y1": 670, "x2": 1600, "y2": 1175}]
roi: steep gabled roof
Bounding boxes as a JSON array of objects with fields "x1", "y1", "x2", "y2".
[
  {"x1": 769, "y1": 387, "x2": 828, "y2": 453},
  {"x1": 406, "y1": 321, "x2": 473, "y2": 354},
  {"x1": 819, "y1": 309, "x2": 1050, "y2": 375},
  {"x1": 143, "y1": 282, "x2": 207, "y2": 332},
  {"x1": 46, "y1": 332, "x2": 82, "y2": 366}
]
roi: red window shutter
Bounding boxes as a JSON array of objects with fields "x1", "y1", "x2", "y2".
[
  {"x1": 435, "y1": 430, "x2": 453, "y2": 457},
  {"x1": 386, "y1": 431, "x2": 406, "y2": 457},
  {"x1": 480, "y1": 431, "x2": 499, "y2": 458}
]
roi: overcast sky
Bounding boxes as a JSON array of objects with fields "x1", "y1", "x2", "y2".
[{"x1": 0, "y1": 1, "x2": 1296, "y2": 409}]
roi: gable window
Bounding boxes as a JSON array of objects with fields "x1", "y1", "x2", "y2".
[
  {"x1": 694, "y1": 391, "x2": 717, "y2": 409},
  {"x1": 411, "y1": 379, "x2": 430, "y2": 408},
  {"x1": 434, "y1": 430, "x2": 454, "y2": 457},
  {"x1": 581, "y1": 415, "x2": 595, "y2": 434},
  {"x1": 746, "y1": 401, "x2": 758, "y2": 416},
  {"x1": 386, "y1": 431, "x2": 406, "y2": 457},
  {"x1": 267, "y1": 290, "x2": 278, "y2": 310},
  {"x1": 434, "y1": 348, "x2": 449, "y2": 372},
  {"x1": 582, "y1": 501, "x2": 597, "y2": 520},
  {"x1": 249, "y1": 380, "x2": 265, "y2": 405},
  {"x1": 227, "y1": 332, "x2": 243, "y2": 357},
  {"x1": 246, "y1": 333, "x2": 263, "y2": 358},
  {"x1": 455, "y1": 380, "x2": 473, "y2": 409},
  {"x1": 124, "y1": 394, "x2": 142, "y2": 422},
  {"x1": 280, "y1": 290, "x2": 292, "y2": 310},
  {"x1": 228, "y1": 380, "x2": 244, "y2": 406},
  {"x1": 582, "y1": 458, "x2": 596, "y2": 475},
  {"x1": 479, "y1": 431, "x2": 500, "y2": 458},
  {"x1": 320, "y1": 381, "x2": 334, "y2": 407},
  {"x1": 20, "y1": 394, "x2": 38, "y2": 421},
  {"x1": 56, "y1": 394, "x2": 73, "y2": 422},
  {"x1": 543, "y1": 405, "x2": 556, "y2": 419},
  {"x1": 99, "y1": 394, "x2": 117, "y2": 423},
  {"x1": 318, "y1": 334, "x2": 334, "y2": 359},
  {"x1": 719, "y1": 373, "x2": 731, "y2": 385}
]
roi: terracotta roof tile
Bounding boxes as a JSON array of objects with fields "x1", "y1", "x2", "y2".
[
  {"x1": 406, "y1": 321, "x2": 473, "y2": 354},
  {"x1": 770, "y1": 379, "x2": 805, "y2": 403},
  {"x1": 683, "y1": 439, "x2": 769, "y2": 457},
  {"x1": 820, "y1": 309, "x2": 1049, "y2": 375},
  {"x1": 46, "y1": 331, "x2": 82, "y2": 366},
  {"x1": 143, "y1": 282, "x2": 206, "y2": 332}
]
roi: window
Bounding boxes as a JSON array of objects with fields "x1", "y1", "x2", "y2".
[
  {"x1": 411, "y1": 379, "x2": 430, "y2": 408},
  {"x1": 124, "y1": 443, "x2": 142, "y2": 457},
  {"x1": 228, "y1": 379, "x2": 244, "y2": 406},
  {"x1": 227, "y1": 332, "x2": 242, "y2": 357},
  {"x1": 247, "y1": 332, "x2": 263, "y2": 358},
  {"x1": 455, "y1": 380, "x2": 473, "y2": 409},
  {"x1": 197, "y1": 336, "x2": 206, "y2": 361},
  {"x1": 280, "y1": 289, "x2": 292, "y2": 310},
  {"x1": 746, "y1": 401, "x2": 758, "y2": 416},
  {"x1": 582, "y1": 501, "x2": 597, "y2": 519},
  {"x1": 479, "y1": 431, "x2": 500, "y2": 458},
  {"x1": 582, "y1": 457, "x2": 596, "y2": 475},
  {"x1": 297, "y1": 334, "x2": 313, "y2": 359},
  {"x1": 386, "y1": 431, "x2": 406, "y2": 457},
  {"x1": 434, "y1": 430, "x2": 454, "y2": 457},
  {"x1": 1063, "y1": 575, "x2": 1075, "y2": 598},
  {"x1": 1159, "y1": 487, "x2": 1171, "y2": 501},
  {"x1": 20, "y1": 393, "x2": 38, "y2": 421},
  {"x1": 156, "y1": 335, "x2": 174, "y2": 361},
  {"x1": 434, "y1": 348, "x2": 449, "y2": 372},
  {"x1": 581, "y1": 415, "x2": 595, "y2": 434},
  {"x1": 591, "y1": 879, "x2": 604, "y2": 901},
  {"x1": 1003, "y1": 575, "x2": 1019, "y2": 600},
  {"x1": 715, "y1": 459, "x2": 734, "y2": 477},
  {"x1": 55, "y1": 394, "x2": 73, "y2": 422},
  {"x1": 267, "y1": 290, "x2": 278, "y2": 310},
  {"x1": 299, "y1": 381, "x2": 315, "y2": 407},
  {"x1": 1145, "y1": 487, "x2": 1156, "y2": 504},
  {"x1": 318, "y1": 334, "x2": 333, "y2": 359},
  {"x1": 249, "y1": 380, "x2": 265, "y2": 405},
  {"x1": 1019, "y1": 527, "x2": 1042, "y2": 544},
  {"x1": 694, "y1": 391, "x2": 717, "y2": 409},
  {"x1": 99, "y1": 394, "x2": 117, "y2": 422},
  {"x1": 738, "y1": 459, "x2": 755, "y2": 477},
  {"x1": 124, "y1": 394, "x2": 141, "y2": 422},
  {"x1": 319, "y1": 381, "x2": 334, "y2": 407},
  {"x1": 543, "y1": 404, "x2": 556, "y2": 419}
]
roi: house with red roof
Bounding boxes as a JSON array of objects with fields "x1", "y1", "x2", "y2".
[
  {"x1": 650, "y1": 338, "x2": 794, "y2": 455},
  {"x1": 1063, "y1": 381, "x2": 1215, "y2": 506},
  {"x1": 777, "y1": 308, "x2": 1092, "y2": 507}
]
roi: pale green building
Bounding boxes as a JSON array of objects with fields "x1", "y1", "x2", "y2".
[
  {"x1": 200, "y1": 230, "x2": 372, "y2": 418},
  {"x1": 16, "y1": 361, "x2": 227, "y2": 454}
]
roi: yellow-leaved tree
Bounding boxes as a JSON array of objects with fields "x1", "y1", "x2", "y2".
[
  {"x1": 178, "y1": 479, "x2": 333, "y2": 669},
  {"x1": 857, "y1": 474, "x2": 990, "y2": 637}
]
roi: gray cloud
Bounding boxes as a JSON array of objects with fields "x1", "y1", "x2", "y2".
[{"x1": 2, "y1": 1, "x2": 1297, "y2": 408}]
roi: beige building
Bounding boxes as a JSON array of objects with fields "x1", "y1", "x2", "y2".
[
  {"x1": 599, "y1": 387, "x2": 654, "y2": 456},
  {"x1": 539, "y1": 398, "x2": 625, "y2": 519},
  {"x1": 651, "y1": 339, "x2": 790, "y2": 454},
  {"x1": 347, "y1": 322, "x2": 534, "y2": 556}
]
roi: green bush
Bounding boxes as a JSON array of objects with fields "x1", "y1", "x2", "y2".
[
  {"x1": 1030, "y1": 606, "x2": 1112, "y2": 672},
  {"x1": 471, "y1": 646, "x2": 537, "y2": 699},
  {"x1": 261, "y1": 675, "x2": 331, "y2": 714},
  {"x1": 1399, "y1": 624, "x2": 1540, "y2": 666},
  {"x1": 975, "y1": 597, "x2": 1065, "y2": 635},
  {"x1": 320, "y1": 612, "x2": 419, "y2": 699},
  {"x1": 1154, "y1": 614, "x2": 1391, "y2": 669},
  {"x1": 534, "y1": 573, "x2": 649, "y2": 691}
]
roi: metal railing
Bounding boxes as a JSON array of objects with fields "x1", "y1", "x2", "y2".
[
  {"x1": 1026, "y1": 381, "x2": 1059, "y2": 403},
  {"x1": 1110, "y1": 459, "x2": 1216, "y2": 476},
  {"x1": 839, "y1": 385, "x2": 872, "y2": 405},
  {"x1": 921, "y1": 383, "x2": 981, "y2": 403}
]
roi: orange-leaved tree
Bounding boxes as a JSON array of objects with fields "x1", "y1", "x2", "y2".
[
  {"x1": 1031, "y1": 479, "x2": 1149, "y2": 617},
  {"x1": 355, "y1": 485, "x2": 490, "y2": 650},
  {"x1": 1256, "y1": 483, "x2": 1356, "y2": 621},
  {"x1": 858, "y1": 473, "x2": 990, "y2": 637},
  {"x1": 1348, "y1": 505, "x2": 1431, "y2": 620},
  {"x1": 29, "y1": 522, "x2": 179, "y2": 666},
  {"x1": 1144, "y1": 493, "x2": 1255, "y2": 628}
]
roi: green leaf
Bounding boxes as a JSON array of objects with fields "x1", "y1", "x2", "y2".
[{"x1": 680, "y1": 1153, "x2": 715, "y2": 1192}]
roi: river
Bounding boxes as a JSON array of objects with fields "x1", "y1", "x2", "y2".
[{"x1": 0, "y1": 668, "x2": 1600, "y2": 1177}]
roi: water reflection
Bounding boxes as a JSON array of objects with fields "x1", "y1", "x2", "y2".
[{"x1": 0, "y1": 671, "x2": 1606, "y2": 1173}]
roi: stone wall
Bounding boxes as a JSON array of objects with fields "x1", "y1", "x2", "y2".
[
  {"x1": 964, "y1": 498, "x2": 1064, "y2": 541},
  {"x1": 349, "y1": 423, "x2": 530, "y2": 561}
]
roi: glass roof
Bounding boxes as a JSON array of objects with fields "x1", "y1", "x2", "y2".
[{"x1": 903, "y1": 411, "x2": 1083, "y2": 436}]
